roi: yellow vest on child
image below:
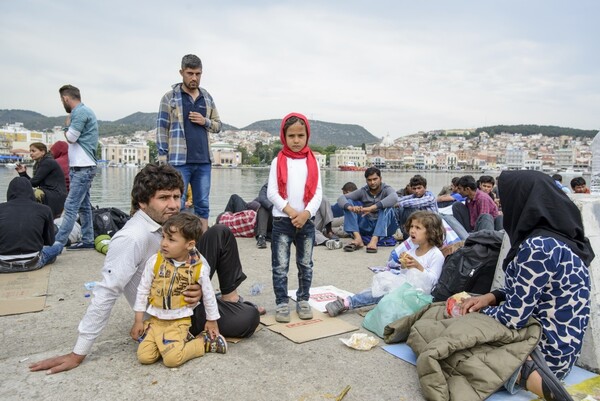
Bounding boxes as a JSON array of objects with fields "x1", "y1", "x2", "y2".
[{"x1": 148, "y1": 252, "x2": 202, "y2": 310}]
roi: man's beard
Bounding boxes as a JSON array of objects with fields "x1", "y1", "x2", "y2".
[{"x1": 63, "y1": 103, "x2": 72, "y2": 113}]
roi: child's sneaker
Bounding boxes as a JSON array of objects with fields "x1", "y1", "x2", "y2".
[
  {"x1": 275, "y1": 303, "x2": 291, "y2": 323},
  {"x1": 296, "y1": 300, "x2": 313, "y2": 320},
  {"x1": 325, "y1": 239, "x2": 342, "y2": 250},
  {"x1": 325, "y1": 297, "x2": 348, "y2": 317},
  {"x1": 201, "y1": 331, "x2": 227, "y2": 354}
]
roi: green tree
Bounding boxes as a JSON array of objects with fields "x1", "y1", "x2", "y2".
[
  {"x1": 236, "y1": 145, "x2": 250, "y2": 165},
  {"x1": 96, "y1": 142, "x2": 103, "y2": 160},
  {"x1": 147, "y1": 140, "x2": 158, "y2": 163}
]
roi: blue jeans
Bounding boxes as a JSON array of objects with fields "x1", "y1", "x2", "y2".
[
  {"x1": 56, "y1": 166, "x2": 96, "y2": 244},
  {"x1": 271, "y1": 217, "x2": 315, "y2": 305},
  {"x1": 175, "y1": 163, "x2": 211, "y2": 219},
  {"x1": 348, "y1": 289, "x2": 383, "y2": 309},
  {"x1": 343, "y1": 206, "x2": 397, "y2": 238},
  {"x1": 41, "y1": 166, "x2": 96, "y2": 262}
]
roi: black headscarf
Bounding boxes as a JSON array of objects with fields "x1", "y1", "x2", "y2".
[{"x1": 498, "y1": 170, "x2": 594, "y2": 270}]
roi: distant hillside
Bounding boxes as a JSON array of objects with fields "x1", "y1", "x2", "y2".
[
  {"x1": 0, "y1": 109, "x2": 376, "y2": 146},
  {"x1": 0, "y1": 109, "x2": 65, "y2": 131},
  {"x1": 242, "y1": 119, "x2": 379, "y2": 147},
  {"x1": 0, "y1": 110, "x2": 237, "y2": 137},
  {"x1": 475, "y1": 124, "x2": 597, "y2": 138}
]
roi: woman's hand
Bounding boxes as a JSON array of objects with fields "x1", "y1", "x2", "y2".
[{"x1": 460, "y1": 293, "x2": 497, "y2": 315}]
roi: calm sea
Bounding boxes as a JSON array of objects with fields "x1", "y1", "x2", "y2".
[{"x1": 0, "y1": 165, "x2": 586, "y2": 222}]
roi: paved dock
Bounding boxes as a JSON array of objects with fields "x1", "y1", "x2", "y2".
[{"x1": 0, "y1": 237, "x2": 424, "y2": 401}]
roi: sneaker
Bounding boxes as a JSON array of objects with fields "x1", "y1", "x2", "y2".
[
  {"x1": 275, "y1": 303, "x2": 291, "y2": 323},
  {"x1": 296, "y1": 300, "x2": 313, "y2": 320},
  {"x1": 256, "y1": 235, "x2": 267, "y2": 249},
  {"x1": 201, "y1": 331, "x2": 227, "y2": 354},
  {"x1": 67, "y1": 242, "x2": 94, "y2": 251},
  {"x1": 393, "y1": 228, "x2": 404, "y2": 241},
  {"x1": 325, "y1": 239, "x2": 342, "y2": 250},
  {"x1": 325, "y1": 297, "x2": 348, "y2": 317}
]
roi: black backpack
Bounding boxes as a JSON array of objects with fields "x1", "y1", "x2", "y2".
[
  {"x1": 431, "y1": 230, "x2": 504, "y2": 302},
  {"x1": 92, "y1": 207, "x2": 130, "y2": 237}
]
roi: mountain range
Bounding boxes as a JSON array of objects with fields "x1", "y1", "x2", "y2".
[{"x1": 0, "y1": 110, "x2": 380, "y2": 147}]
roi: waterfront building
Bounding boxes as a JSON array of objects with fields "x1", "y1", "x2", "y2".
[
  {"x1": 211, "y1": 142, "x2": 241, "y2": 167},
  {"x1": 101, "y1": 140, "x2": 149, "y2": 166},
  {"x1": 523, "y1": 159, "x2": 543, "y2": 171},
  {"x1": 554, "y1": 148, "x2": 575, "y2": 171},
  {"x1": 0, "y1": 122, "x2": 47, "y2": 153},
  {"x1": 506, "y1": 147, "x2": 525, "y2": 170},
  {"x1": 313, "y1": 152, "x2": 326, "y2": 168},
  {"x1": 329, "y1": 146, "x2": 367, "y2": 168}
]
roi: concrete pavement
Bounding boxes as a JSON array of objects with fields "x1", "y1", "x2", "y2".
[{"x1": 0, "y1": 237, "x2": 424, "y2": 401}]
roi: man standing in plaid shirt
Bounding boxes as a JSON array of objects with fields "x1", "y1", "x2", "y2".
[{"x1": 157, "y1": 54, "x2": 221, "y2": 233}]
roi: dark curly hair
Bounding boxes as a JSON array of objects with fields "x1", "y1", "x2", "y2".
[
  {"x1": 404, "y1": 211, "x2": 445, "y2": 248},
  {"x1": 130, "y1": 164, "x2": 184, "y2": 215}
]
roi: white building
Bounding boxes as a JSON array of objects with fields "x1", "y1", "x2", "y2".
[
  {"x1": 313, "y1": 152, "x2": 326, "y2": 168},
  {"x1": 329, "y1": 146, "x2": 367, "y2": 168},
  {"x1": 211, "y1": 142, "x2": 241, "y2": 167},
  {"x1": 554, "y1": 148, "x2": 574, "y2": 170},
  {"x1": 102, "y1": 140, "x2": 150, "y2": 165},
  {"x1": 505, "y1": 147, "x2": 525, "y2": 170},
  {"x1": 523, "y1": 159, "x2": 543, "y2": 171}
]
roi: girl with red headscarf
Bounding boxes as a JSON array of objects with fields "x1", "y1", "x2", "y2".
[{"x1": 267, "y1": 113, "x2": 322, "y2": 323}]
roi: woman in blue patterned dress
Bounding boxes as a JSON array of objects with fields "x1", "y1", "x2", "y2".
[{"x1": 461, "y1": 169, "x2": 594, "y2": 401}]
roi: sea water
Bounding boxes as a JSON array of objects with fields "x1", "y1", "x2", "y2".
[{"x1": 0, "y1": 165, "x2": 558, "y2": 222}]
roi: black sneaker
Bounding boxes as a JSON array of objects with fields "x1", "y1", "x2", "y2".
[
  {"x1": 67, "y1": 242, "x2": 95, "y2": 251},
  {"x1": 325, "y1": 297, "x2": 348, "y2": 317},
  {"x1": 256, "y1": 235, "x2": 267, "y2": 249}
]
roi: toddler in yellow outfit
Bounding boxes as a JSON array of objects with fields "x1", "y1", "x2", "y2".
[{"x1": 130, "y1": 213, "x2": 226, "y2": 367}]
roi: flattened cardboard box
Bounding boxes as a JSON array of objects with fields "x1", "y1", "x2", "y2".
[
  {"x1": 0, "y1": 266, "x2": 51, "y2": 316},
  {"x1": 261, "y1": 309, "x2": 358, "y2": 343}
]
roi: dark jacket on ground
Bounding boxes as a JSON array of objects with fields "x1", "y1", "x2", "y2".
[
  {"x1": 0, "y1": 177, "x2": 55, "y2": 255},
  {"x1": 18, "y1": 153, "x2": 67, "y2": 217},
  {"x1": 50, "y1": 141, "x2": 70, "y2": 192}
]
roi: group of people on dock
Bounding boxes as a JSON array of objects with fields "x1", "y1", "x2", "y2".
[{"x1": 0, "y1": 53, "x2": 593, "y2": 401}]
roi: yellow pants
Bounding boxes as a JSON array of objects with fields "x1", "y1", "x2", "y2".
[{"x1": 137, "y1": 316, "x2": 204, "y2": 368}]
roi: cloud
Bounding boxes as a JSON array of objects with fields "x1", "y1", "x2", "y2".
[{"x1": 0, "y1": 0, "x2": 598, "y2": 137}]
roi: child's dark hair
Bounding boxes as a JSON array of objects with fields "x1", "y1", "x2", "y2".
[
  {"x1": 162, "y1": 213, "x2": 204, "y2": 242},
  {"x1": 404, "y1": 211, "x2": 445, "y2": 248},
  {"x1": 283, "y1": 115, "x2": 306, "y2": 133}
]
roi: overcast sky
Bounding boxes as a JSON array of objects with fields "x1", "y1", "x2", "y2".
[{"x1": 1, "y1": 1, "x2": 598, "y2": 138}]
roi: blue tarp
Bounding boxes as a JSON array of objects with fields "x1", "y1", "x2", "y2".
[{"x1": 0, "y1": 155, "x2": 22, "y2": 160}]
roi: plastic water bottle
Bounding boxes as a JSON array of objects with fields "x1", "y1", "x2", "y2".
[
  {"x1": 249, "y1": 283, "x2": 264, "y2": 296},
  {"x1": 591, "y1": 131, "x2": 600, "y2": 195}
]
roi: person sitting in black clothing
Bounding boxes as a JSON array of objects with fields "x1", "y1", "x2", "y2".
[
  {"x1": 15, "y1": 142, "x2": 67, "y2": 218},
  {"x1": 0, "y1": 177, "x2": 55, "y2": 272}
]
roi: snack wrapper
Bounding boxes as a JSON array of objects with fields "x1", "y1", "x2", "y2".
[{"x1": 340, "y1": 333, "x2": 379, "y2": 351}]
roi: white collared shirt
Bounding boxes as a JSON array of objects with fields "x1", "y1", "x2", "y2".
[{"x1": 74, "y1": 210, "x2": 162, "y2": 355}]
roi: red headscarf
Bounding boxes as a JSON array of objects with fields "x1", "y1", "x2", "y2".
[{"x1": 276, "y1": 112, "x2": 319, "y2": 205}]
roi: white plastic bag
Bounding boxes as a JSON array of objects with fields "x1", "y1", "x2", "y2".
[{"x1": 371, "y1": 271, "x2": 407, "y2": 297}]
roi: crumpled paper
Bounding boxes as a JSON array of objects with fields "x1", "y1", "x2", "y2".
[{"x1": 340, "y1": 333, "x2": 379, "y2": 350}]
